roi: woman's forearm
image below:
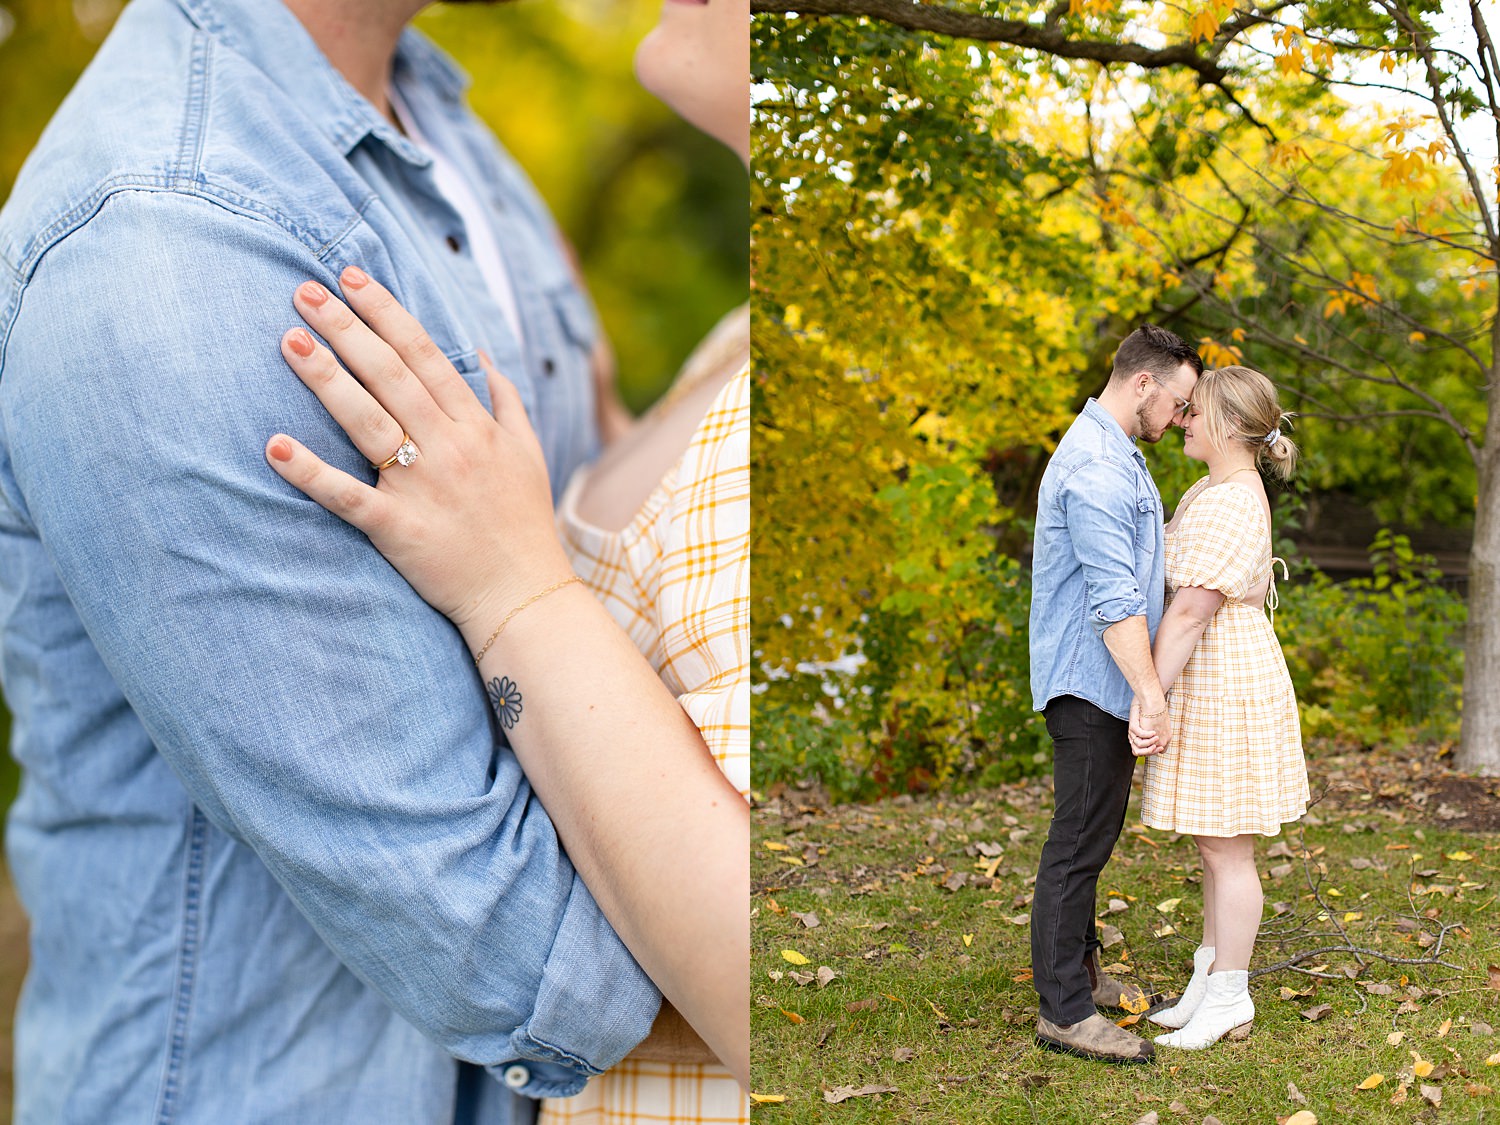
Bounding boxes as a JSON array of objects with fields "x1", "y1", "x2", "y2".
[
  {"x1": 1151, "y1": 601, "x2": 1213, "y2": 693},
  {"x1": 463, "y1": 583, "x2": 749, "y2": 1088}
]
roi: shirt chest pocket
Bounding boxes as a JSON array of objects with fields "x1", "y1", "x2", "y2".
[
  {"x1": 1134, "y1": 493, "x2": 1161, "y2": 549},
  {"x1": 530, "y1": 283, "x2": 598, "y2": 388}
]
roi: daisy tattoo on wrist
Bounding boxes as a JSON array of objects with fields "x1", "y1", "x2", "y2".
[{"x1": 486, "y1": 675, "x2": 523, "y2": 730}]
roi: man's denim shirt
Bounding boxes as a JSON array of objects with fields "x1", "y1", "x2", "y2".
[
  {"x1": 1030, "y1": 399, "x2": 1166, "y2": 721},
  {"x1": 0, "y1": 1, "x2": 659, "y2": 1121}
]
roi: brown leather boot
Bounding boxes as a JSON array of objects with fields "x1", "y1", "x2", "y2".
[
  {"x1": 1036, "y1": 1013, "x2": 1155, "y2": 1064},
  {"x1": 1086, "y1": 948, "x2": 1161, "y2": 1012}
]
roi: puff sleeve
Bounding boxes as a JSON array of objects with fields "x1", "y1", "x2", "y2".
[{"x1": 1170, "y1": 484, "x2": 1265, "y2": 601}]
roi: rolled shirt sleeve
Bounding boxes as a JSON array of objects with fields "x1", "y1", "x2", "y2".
[
  {"x1": 1060, "y1": 458, "x2": 1150, "y2": 636},
  {"x1": 0, "y1": 191, "x2": 658, "y2": 1093}
]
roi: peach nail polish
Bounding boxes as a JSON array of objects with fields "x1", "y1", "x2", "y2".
[
  {"x1": 342, "y1": 266, "x2": 369, "y2": 289},
  {"x1": 299, "y1": 281, "x2": 329, "y2": 307},
  {"x1": 287, "y1": 329, "x2": 315, "y2": 357},
  {"x1": 268, "y1": 438, "x2": 293, "y2": 462}
]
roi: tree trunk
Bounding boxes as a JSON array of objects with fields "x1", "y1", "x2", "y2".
[{"x1": 1456, "y1": 351, "x2": 1500, "y2": 776}]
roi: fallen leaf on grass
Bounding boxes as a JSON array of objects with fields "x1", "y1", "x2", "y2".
[
  {"x1": 1107, "y1": 898, "x2": 1129, "y2": 914},
  {"x1": 1203, "y1": 1117, "x2": 1225, "y2": 1125},
  {"x1": 1130, "y1": 1112, "x2": 1158, "y2": 1125},
  {"x1": 1269, "y1": 863, "x2": 1294, "y2": 880},
  {"x1": 749, "y1": 1093, "x2": 786, "y2": 1104},
  {"x1": 780, "y1": 1008, "x2": 804, "y2": 1024},
  {"x1": 1488, "y1": 965, "x2": 1500, "y2": 990},
  {"x1": 1467, "y1": 1082, "x2": 1494, "y2": 1096},
  {"x1": 1389, "y1": 1084, "x2": 1409, "y2": 1106},
  {"x1": 1445, "y1": 850, "x2": 1474, "y2": 861},
  {"x1": 1486, "y1": 1050, "x2": 1500, "y2": 1066},
  {"x1": 893, "y1": 1047, "x2": 915, "y2": 1062},
  {"x1": 792, "y1": 911, "x2": 820, "y2": 929},
  {"x1": 817, "y1": 966, "x2": 838, "y2": 988},
  {"x1": 1438, "y1": 1017, "x2": 1452, "y2": 1037},
  {"x1": 1300, "y1": 1004, "x2": 1332, "y2": 1021},
  {"x1": 1018, "y1": 1074, "x2": 1051, "y2": 1090},
  {"x1": 823, "y1": 1084, "x2": 897, "y2": 1104},
  {"x1": 1008, "y1": 914, "x2": 1030, "y2": 926},
  {"x1": 1115, "y1": 1014, "x2": 1142, "y2": 1028},
  {"x1": 765, "y1": 898, "x2": 786, "y2": 914},
  {"x1": 1166, "y1": 1102, "x2": 1187, "y2": 1115},
  {"x1": 1419, "y1": 1084, "x2": 1441, "y2": 1108},
  {"x1": 782, "y1": 950, "x2": 810, "y2": 966},
  {"x1": 789, "y1": 971, "x2": 814, "y2": 986},
  {"x1": 1356, "y1": 1073, "x2": 1384, "y2": 1090},
  {"x1": 1471, "y1": 1020, "x2": 1493, "y2": 1035},
  {"x1": 1153, "y1": 924, "x2": 1177, "y2": 938},
  {"x1": 1387, "y1": 1031, "x2": 1405, "y2": 1046},
  {"x1": 1362, "y1": 982, "x2": 1394, "y2": 995},
  {"x1": 1279, "y1": 986, "x2": 1314, "y2": 1001},
  {"x1": 1410, "y1": 1051, "x2": 1435, "y2": 1078},
  {"x1": 1099, "y1": 923, "x2": 1125, "y2": 949},
  {"x1": 1286, "y1": 1081, "x2": 1307, "y2": 1104},
  {"x1": 1120, "y1": 992, "x2": 1151, "y2": 1015},
  {"x1": 845, "y1": 998, "x2": 878, "y2": 1013},
  {"x1": 762, "y1": 841, "x2": 789, "y2": 852},
  {"x1": 1281, "y1": 1111, "x2": 1318, "y2": 1125},
  {"x1": 1156, "y1": 897, "x2": 1181, "y2": 913}
]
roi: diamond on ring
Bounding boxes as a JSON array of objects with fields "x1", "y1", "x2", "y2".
[{"x1": 374, "y1": 433, "x2": 420, "y2": 471}]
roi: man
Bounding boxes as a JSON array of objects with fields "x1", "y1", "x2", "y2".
[
  {"x1": 1027, "y1": 324, "x2": 1203, "y2": 1064},
  {"x1": 0, "y1": 1, "x2": 663, "y2": 1121}
]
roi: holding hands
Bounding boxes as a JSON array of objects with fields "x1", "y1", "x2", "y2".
[
  {"x1": 1129, "y1": 695, "x2": 1171, "y2": 757},
  {"x1": 265, "y1": 268, "x2": 574, "y2": 646}
]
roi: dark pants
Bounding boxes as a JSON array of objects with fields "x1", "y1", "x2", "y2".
[{"x1": 1030, "y1": 695, "x2": 1138, "y2": 1024}]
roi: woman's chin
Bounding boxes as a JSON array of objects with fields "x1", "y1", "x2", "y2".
[{"x1": 634, "y1": 30, "x2": 748, "y2": 164}]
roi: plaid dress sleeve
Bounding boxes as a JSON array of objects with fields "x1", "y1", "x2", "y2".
[{"x1": 1169, "y1": 483, "x2": 1263, "y2": 601}]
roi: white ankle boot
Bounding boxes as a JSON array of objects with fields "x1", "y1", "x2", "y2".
[
  {"x1": 1149, "y1": 945, "x2": 1216, "y2": 1029},
  {"x1": 1155, "y1": 969, "x2": 1254, "y2": 1049}
]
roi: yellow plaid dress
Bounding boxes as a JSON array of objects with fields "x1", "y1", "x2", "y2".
[
  {"x1": 541, "y1": 365, "x2": 750, "y2": 1125},
  {"x1": 1139, "y1": 478, "x2": 1309, "y2": 837}
]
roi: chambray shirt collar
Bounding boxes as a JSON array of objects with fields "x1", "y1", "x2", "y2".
[
  {"x1": 1081, "y1": 397, "x2": 1147, "y2": 468},
  {"x1": 172, "y1": 0, "x2": 466, "y2": 165}
]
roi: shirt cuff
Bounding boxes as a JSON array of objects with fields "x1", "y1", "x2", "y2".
[
  {"x1": 493, "y1": 874, "x2": 663, "y2": 1098},
  {"x1": 1088, "y1": 590, "x2": 1147, "y2": 637}
]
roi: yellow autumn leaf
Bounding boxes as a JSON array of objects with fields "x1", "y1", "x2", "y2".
[
  {"x1": 1446, "y1": 851, "x2": 1474, "y2": 861},
  {"x1": 1285, "y1": 1111, "x2": 1319, "y2": 1125},
  {"x1": 1343, "y1": 911, "x2": 1364, "y2": 923},
  {"x1": 1388, "y1": 1031, "x2": 1405, "y2": 1046},
  {"x1": 782, "y1": 950, "x2": 810, "y2": 965},
  {"x1": 780, "y1": 1008, "x2": 804, "y2": 1024},
  {"x1": 1156, "y1": 897, "x2": 1181, "y2": 913},
  {"x1": 1357, "y1": 1073, "x2": 1385, "y2": 1090},
  {"x1": 1486, "y1": 1051, "x2": 1500, "y2": 1066},
  {"x1": 1120, "y1": 992, "x2": 1151, "y2": 1015},
  {"x1": 749, "y1": 1093, "x2": 787, "y2": 1104},
  {"x1": 1411, "y1": 1050, "x2": 1434, "y2": 1078},
  {"x1": 1438, "y1": 1018, "x2": 1452, "y2": 1037},
  {"x1": 1189, "y1": 8, "x2": 1220, "y2": 43},
  {"x1": 762, "y1": 841, "x2": 789, "y2": 851},
  {"x1": 962, "y1": 934, "x2": 973, "y2": 947},
  {"x1": 1409, "y1": 331, "x2": 1426, "y2": 343}
]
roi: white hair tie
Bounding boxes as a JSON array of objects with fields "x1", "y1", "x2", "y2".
[{"x1": 1263, "y1": 429, "x2": 1281, "y2": 446}]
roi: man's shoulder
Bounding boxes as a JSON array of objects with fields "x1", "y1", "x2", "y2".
[{"x1": 0, "y1": 0, "x2": 367, "y2": 297}]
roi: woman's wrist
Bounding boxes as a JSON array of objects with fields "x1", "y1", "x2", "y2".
[{"x1": 453, "y1": 546, "x2": 578, "y2": 651}]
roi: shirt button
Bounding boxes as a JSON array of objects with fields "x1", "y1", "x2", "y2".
[
  {"x1": 445, "y1": 235, "x2": 461, "y2": 253},
  {"x1": 502, "y1": 1064, "x2": 530, "y2": 1089},
  {"x1": 541, "y1": 358, "x2": 556, "y2": 377}
]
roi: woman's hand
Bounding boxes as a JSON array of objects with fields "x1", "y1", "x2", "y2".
[
  {"x1": 265, "y1": 267, "x2": 574, "y2": 637},
  {"x1": 1129, "y1": 696, "x2": 1166, "y2": 757}
]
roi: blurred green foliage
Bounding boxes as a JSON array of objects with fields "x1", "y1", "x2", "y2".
[
  {"x1": 754, "y1": 535, "x2": 1465, "y2": 797},
  {"x1": 0, "y1": 0, "x2": 745, "y2": 796}
]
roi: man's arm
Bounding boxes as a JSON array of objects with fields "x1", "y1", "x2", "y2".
[
  {"x1": 1061, "y1": 460, "x2": 1171, "y2": 741},
  {"x1": 0, "y1": 191, "x2": 658, "y2": 1096}
]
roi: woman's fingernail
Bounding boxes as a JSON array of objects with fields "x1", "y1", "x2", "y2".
[
  {"x1": 268, "y1": 438, "x2": 294, "y2": 463},
  {"x1": 287, "y1": 329, "x2": 315, "y2": 357},
  {"x1": 341, "y1": 265, "x2": 369, "y2": 289},
  {"x1": 299, "y1": 281, "x2": 329, "y2": 307}
]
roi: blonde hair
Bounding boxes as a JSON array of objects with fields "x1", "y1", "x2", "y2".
[{"x1": 1192, "y1": 365, "x2": 1298, "y2": 480}]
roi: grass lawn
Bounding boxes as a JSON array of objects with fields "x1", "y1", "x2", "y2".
[{"x1": 750, "y1": 746, "x2": 1500, "y2": 1123}]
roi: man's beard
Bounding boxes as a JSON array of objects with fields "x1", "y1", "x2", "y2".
[{"x1": 1135, "y1": 390, "x2": 1169, "y2": 444}]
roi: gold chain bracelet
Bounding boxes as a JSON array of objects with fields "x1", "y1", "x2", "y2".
[{"x1": 472, "y1": 575, "x2": 583, "y2": 665}]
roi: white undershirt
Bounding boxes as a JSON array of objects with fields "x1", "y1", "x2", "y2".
[{"x1": 387, "y1": 86, "x2": 525, "y2": 347}]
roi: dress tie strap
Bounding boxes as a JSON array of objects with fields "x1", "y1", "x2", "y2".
[{"x1": 1266, "y1": 556, "x2": 1289, "y2": 628}]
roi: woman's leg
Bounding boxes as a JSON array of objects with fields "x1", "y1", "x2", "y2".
[
  {"x1": 1198, "y1": 834, "x2": 1261, "y2": 970},
  {"x1": 1156, "y1": 833, "x2": 1260, "y2": 1049}
]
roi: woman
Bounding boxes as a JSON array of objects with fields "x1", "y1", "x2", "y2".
[
  {"x1": 262, "y1": 0, "x2": 750, "y2": 1118},
  {"x1": 1128, "y1": 365, "x2": 1311, "y2": 1051}
]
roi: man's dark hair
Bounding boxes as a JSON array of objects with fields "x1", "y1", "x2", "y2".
[{"x1": 1109, "y1": 324, "x2": 1204, "y2": 384}]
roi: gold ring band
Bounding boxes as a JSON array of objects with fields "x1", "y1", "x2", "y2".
[{"x1": 374, "y1": 433, "x2": 419, "y2": 471}]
